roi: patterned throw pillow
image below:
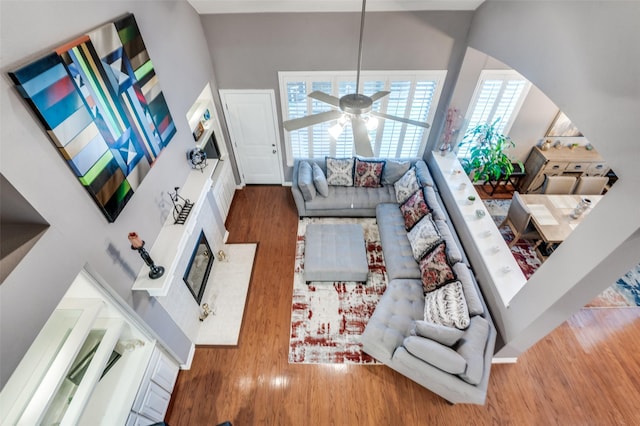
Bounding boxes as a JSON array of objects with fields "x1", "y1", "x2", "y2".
[
  {"x1": 400, "y1": 189, "x2": 431, "y2": 230},
  {"x1": 407, "y1": 215, "x2": 442, "y2": 260},
  {"x1": 419, "y1": 241, "x2": 455, "y2": 293},
  {"x1": 354, "y1": 159, "x2": 385, "y2": 187},
  {"x1": 394, "y1": 166, "x2": 421, "y2": 203},
  {"x1": 326, "y1": 157, "x2": 354, "y2": 186},
  {"x1": 423, "y1": 281, "x2": 470, "y2": 330}
]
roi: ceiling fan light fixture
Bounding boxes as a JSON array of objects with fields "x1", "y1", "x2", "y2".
[
  {"x1": 329, "y1": 121, "x2": 345, "y2": 139},
  {"x1": 365, "y1": 115, "x2": 378, "y2": 130}
]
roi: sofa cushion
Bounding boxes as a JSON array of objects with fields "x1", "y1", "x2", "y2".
[
  {"x1": 326, "y1": 157, "x2": 354, "y2": 186},
  {"x1": 407, "y1": 215, "x2": 442, "y2": 261},
  {"x1": 312, "y1": 163, "x2": 329, "y2": 197},
  {"x1": 394, "y1": 166, "x2": 421, "y2": 203},
  {"x1": 435, "y1": 220, "x2": 463, "y2": 264},
  {"x1": 415, "y1": 161, "x2": 436, "y2": 189},
  {"x1": 424, "y1": 281, "x2": 470, "y2": 330},
  {"x1": 412, "y1": 320, "x2": 465, "y2": 346},
  {"x1": 423, "y1": 186, "x2": 446, "y2": 221},
  {"x1": 354, "y1": 158, "x2": 384, "y2": 187},
  {"x1": 382, "y1": 160, "x2": 411, "y2": 185},
  {"x1": 452, "y1": 263, "x2": 484, "y2": 316},
  {"x1": 360, "y1": 279, "x2": 425, "y2": 362},
  {"x1": 298, "y1": 161, "x2": 316, "y2": 201},
  {"x1": 400, "y1": 189, "x2": 431, "y2": 231},
  {"x1": 419, "y1": 242, "x2": 455, "y2": 292},
  {"x1": 376, "y1": 203, "x2": 421, "y2": 280},
  {"x1": 305, "y1": 185, "x2": 396, "y2": 211},
  {"x1": 456, "y1": 316, "x2": 490, "y2": 385},
  {"x1": 403, "y1": 336, "x2": 467, "y2": 374}
]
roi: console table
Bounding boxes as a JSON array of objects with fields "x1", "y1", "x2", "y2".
[
  {"x1": 431, "y1": 153, "x2": 527, "y2": 308},
  {"x1": 519, "y1": 146, "x2": 609, "y2": 193}
]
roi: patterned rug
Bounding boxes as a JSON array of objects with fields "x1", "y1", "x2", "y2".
[
  {"x1": 484, "y1": 199, "x2": 640, "y2": 308},
  {"x1": 483, "y1": 199, "x2": 542, "y2": 279},
  {"x1": 289, "y1": 218, "x2": 386, "y2": 364}
]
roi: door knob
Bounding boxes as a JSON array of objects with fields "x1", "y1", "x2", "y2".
[{"x1": 272, "y1": 150, "x2": 277, "y2": 154}]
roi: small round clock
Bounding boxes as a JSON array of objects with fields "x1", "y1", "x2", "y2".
[{"x1": 187, "y1": 147, "x2": 207, "y2": 171}]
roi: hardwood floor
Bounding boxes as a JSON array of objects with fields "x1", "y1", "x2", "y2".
[{"x1": 166, "y1": 185, "x2": 640, "y2": 426}]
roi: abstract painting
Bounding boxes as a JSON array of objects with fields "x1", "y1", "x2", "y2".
[{"x1": 9, "y1": 14, "x2": 175, "y2": 222}]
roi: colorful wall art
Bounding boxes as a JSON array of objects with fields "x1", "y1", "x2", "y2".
[{"x1": 9, "y1": 14, "x2": 176, "y2": 222}]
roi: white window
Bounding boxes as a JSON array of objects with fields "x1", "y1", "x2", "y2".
[
  {"x1": 279, "y1": 71, "x2": 446, "y2": 165},
  {"x1": 457, "y1": 70, "x2": 531, "y2": 158}
]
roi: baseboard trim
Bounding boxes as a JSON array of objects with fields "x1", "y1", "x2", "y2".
[{"x1": 492, "y1": 357, "x2": 518, "y2": 364}]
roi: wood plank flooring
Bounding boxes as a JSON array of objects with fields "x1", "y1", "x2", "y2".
[{"x1": 166, "y1": 185, "x2": 640, "y2": 426}]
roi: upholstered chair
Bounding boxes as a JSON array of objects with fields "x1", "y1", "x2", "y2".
[
  {"x1": 499, "y1": 192, "x2": 541, "y2": 248},
  {"x1": 542, "y1": 175, "x2": 577, "y2": 194},
  {"x1": 573, "y1": 176, "x2": 608, "y2": 195}
]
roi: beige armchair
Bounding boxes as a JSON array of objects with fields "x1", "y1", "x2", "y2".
[
  {"x1": 542, "y1": 175, "x2": 577, "y2": 194},
  {"x1": 573, "y1": 176, "x2": 608, "y2": 195},
  {"x1": 499, "y1": 192, "x2": 541, "y2": 248}
]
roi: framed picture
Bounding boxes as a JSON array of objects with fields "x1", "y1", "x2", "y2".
[
  {"x1": 192, "y1": 122, "x2": 205, "y2": 141},
  {"x1": 546, "y1": 111, "x2": 583, "y2": 137},
  {"x1": 8, "y1": 13, "x2": 176, "y2": 223}
]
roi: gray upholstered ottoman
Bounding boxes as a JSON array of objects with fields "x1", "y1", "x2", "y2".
[{"x1": 304, "y1": 224, "x2": 369, "y2": 283}]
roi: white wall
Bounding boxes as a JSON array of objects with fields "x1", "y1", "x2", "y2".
[
  {"x1": 0, "y1": 0, "x2": 221, "y2": 385},
  {"x1": 466, "y1": 0, "x2": 640, "y2": 357},
  {"x1": 200, "y1": 10, "x2": 475, "y2": 179}
]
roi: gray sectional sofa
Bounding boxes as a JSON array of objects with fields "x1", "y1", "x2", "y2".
[{"x1": 292, "y1": 157, "x2": 496, "y2": 405}]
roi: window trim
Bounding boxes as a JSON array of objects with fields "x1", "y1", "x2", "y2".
[
  {"x1": 457, "y1": 69, "x2": 532, "y2": 158},
  {"x1": 278, "y1": 70, "x2": 447, "y2": 165}
]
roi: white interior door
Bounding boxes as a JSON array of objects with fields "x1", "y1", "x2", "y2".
[{"x1": 220, "y1": 90, "x2": 283, "y2": 184}]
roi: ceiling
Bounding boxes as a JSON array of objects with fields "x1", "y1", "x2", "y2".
[{"x1": 186, "y1": 0, "x2": 486, "y2": 14}]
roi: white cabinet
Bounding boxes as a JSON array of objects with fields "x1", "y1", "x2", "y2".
[
  {"x1": 129, "y1": 347, "x2": 179, "y2": 424},
  {"x1": 212, "y1": 159, "x2": 236, "y2": 224},
  {"x1": 0, "y1": 270, "x2": 173, "y2": 426}
]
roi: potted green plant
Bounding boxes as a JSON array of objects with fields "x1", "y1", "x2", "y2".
[{"x1": 459, "y1": 119, "x2": 524, "y2": 183}]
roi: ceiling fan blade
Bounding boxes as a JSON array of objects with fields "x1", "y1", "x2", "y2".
[
  {"x1": 351, "y1": 117, "x2": 374, "y2": 157},
  {"x1": 371, "y1": 111, "x2": 431, "y2": 129},
  {"x1": 369, "y1": 91, "x2": 390, "y2": 102},
  {"x1": 308, "y1": 91, "x2": 341, "y2": 108},
  {"x1": 283, "y1": 110, "x2": 343, "y2": 131}
]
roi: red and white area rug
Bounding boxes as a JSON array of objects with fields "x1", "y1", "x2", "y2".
[{"x1": 289, "y1": 218, "x2": 386, "y2": 364}]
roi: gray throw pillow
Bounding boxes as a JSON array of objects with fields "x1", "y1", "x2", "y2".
[
  {"x1": 382, "y1": 160, "x2": 411, "y2": 185},
  {"x1": 412, "y1": 320, "x2": 465, "y2": 346},
  {"x1": 326, "y1": 157, "x2": 354, "y2": 186},
  {"x1": 312, "y1": 163, "x2": 329, "y2": 197},
  {"x1": 297, "y1": 161, "x2": 316, "y2": 201},
  {"x1": 403, "y1": 336, "x2": 467, "y2": 374}
]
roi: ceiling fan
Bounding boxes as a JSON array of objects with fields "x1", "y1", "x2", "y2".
[{"x1": 282, "y1": 0, "x2": 430, "y2": 157}]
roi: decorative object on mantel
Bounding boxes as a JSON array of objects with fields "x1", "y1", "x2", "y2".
[
  {"x1": 128, "y1": 232, "x2": 165, "y2": 279},
  {"x1": 192, "y1": 121, "x2": 205, "y2": 141},
  {"x1": 169, "y1": 187, "x2": 194, "y2": 224},
  {"x1": 199, "y1": 303, "x2": 213, "y2": 322},
  {"x1": 216, "y1": 249, "x2": 228, "y2": 262},
  {"x1": 8, "y1": 13, "x2": 176, "y2": 223},
  {"x1": 440, "y1": 107, "x2": 462, "y2": 155},
  {"x1": 187, "y1": 147, "x2": 208, "y2": 172}
]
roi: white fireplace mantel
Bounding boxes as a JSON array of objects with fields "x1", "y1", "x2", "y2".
[{"x1": 132, "y1": 159, "x2": 219, "y2": 297}]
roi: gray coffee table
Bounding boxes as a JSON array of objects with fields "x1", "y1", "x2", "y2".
[{"x1": 304, "y1": 223, "x2": 369, "y2": 283}]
